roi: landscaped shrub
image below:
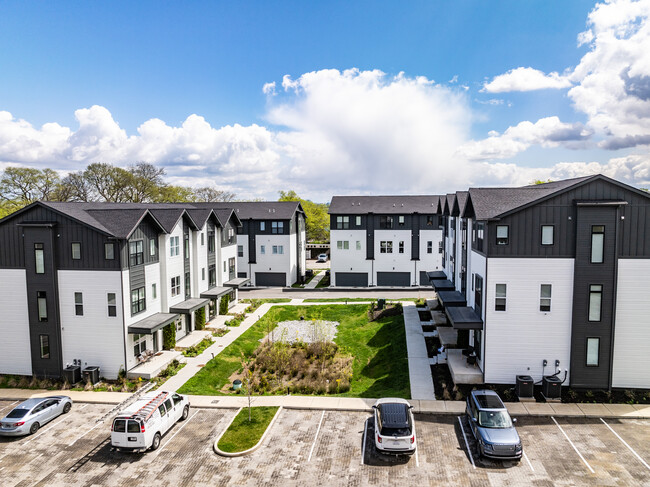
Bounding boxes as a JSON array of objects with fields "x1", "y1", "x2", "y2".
[
  {"x1": 163, "y1": 323, "x2": 176, "y2": 350},
  {"x1": 225, "y1": 312, "x2": 246, "y2": 327},
  {"x1": 220, "y1": 294, "x2": 230, "y2": 315},
  {"x1": 195, "y1": 307, "x2": 206, "y2": 330},
  {"x1": 182, "y1": 338, "x2": 213, "y2": 357}
]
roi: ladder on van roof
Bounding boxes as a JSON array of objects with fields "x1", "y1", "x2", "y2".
[{"x1": 132, "y1": 391, "x2": 169, "y2": 422}]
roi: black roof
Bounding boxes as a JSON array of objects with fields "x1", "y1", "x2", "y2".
[
  {"x1": 377, "y1": 402, "x2": 410, "y2": 427},
  {"x1": 200, "y1": 201, "x2": 304, "y2": 220},
  {"x1": 329, "y1": 195, "x2": 441, "y2": 214},
  {"x1": 473, "y1": 391, "x2": 505, "y2": 409}
]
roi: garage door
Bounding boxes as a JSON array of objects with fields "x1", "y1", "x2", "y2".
[
  {"x1": 419, "y1": 271, "x2": 430, "y2": 286},
  {"x1": 255, "y1": 272, "x2": 287, "y2": 287},
  {"x1": 335, "y1": 272, "x2": 368, "y2": 287},
  {"x1": 377, "y1": 272, "x2": 411, "y2": 287}
]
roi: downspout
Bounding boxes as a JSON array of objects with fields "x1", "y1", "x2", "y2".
[
  {"x1": 608, "y1": 205, "x2": 622, "y2": 392},
  {"x1": 119, "y1": 240, "x2": 128, "y2": 377}
]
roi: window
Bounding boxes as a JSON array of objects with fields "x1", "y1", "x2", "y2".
[
  {"x1": 171, "y1": 277, "x2": 181, "y2": 297},
  {"x1": 495, "y1": 284, "x2": 507, "y2": 311},
  {"x1": 208, "y1": 234, "x2": 215, "y2": 252},
  {"x1": 75, "y1": 292, "x2": 83, "y2": 316},
  {"x1": 260, "y1": 221, "x2": 266, "y2": 231},
  {"x1": 260, "y1": 245, "x2": 265, "y2": 254},
  {"x1": 202, "y1": 268, "x2": 205, "y2": 281},
  {"x1": 476, "y1": 223, "x2": 485, "y2": 252},
  {"x1": 131, "y1": 287, "x2": 146, "y2": 314},
  {"x1": 336, "y1": 216, "x2": 349, "y2": 229},
  {"x1": 150, "y1": 238, "x2": 156, "y2": 256},
  {"x1": 209, "y1": 267, "x2": 216, "y2": 287},
  {"x1": 589, "y1": 284, "x2": 603, "y2": 322},
  {"x1": 379, "y1": 216, "x2": 393, "y2": 229},
  {"x1": 427, "y1": 241, "x2": 433, "y2": 254},
  {"x1": 426, "y1": 215, "x2": 434, "y2": 226},
  {"x1": 37, "y1": 291, "x2": 47, "y2": 322},
  {"x1": 39, "y1": 335, "x2": 50, "y2": 359},
  {"x1": 272, "y1": 245, "x2": 284, "y2": 254},
  {"x1": 496, "y1": 225, "x2": 509, "y2": 245},
  {"x1": 129, "y1": 240, "x2": 144, "y2": 266},
  {"x1": 185, "y1": 272, "x2": 190, "y2": 298},
  {"x1": 356, "y1": 241, "x2": 361, "y2": 250},
  {"x1": 107, "y1": 293, "x2": 117, "y2": 317},
  {"x1": 271, "y1": 221, "x2": 284, "y2": 234},
  {"x1": 586, "y1": 338, "x2": 600, "y2": 366},
  {"x1": 184, "y1": 234, "x2": 189, "y2": 258},
  {"x1": 71, "y1": 242, "x2": 81, "y2": 260},
  {"x1": 398, "y1": 215, "x2": 405, "y2": 226},
  {"x1": 591, "y1": 225, "x2": 605, "y2": 263},
  {"x1": 34, "y1": 243, "x2": 45, "y2": 274},
  {"x1": 228, "y1": 257, "x2": 236, "y2": 277},
  {"x1": 133, "y1": 333, "x2": 146, "y2": 357},
  {"x1": 336, "y1": 241, "x2": 349, "y2": 250},
  {"x1": 356, "y1": 216, "x2": 361, "y2": 226},
  {"x1": 223, "y1": 261, "x2": 227, "y2": 273},
  {"x1": 399, "y1": 241, "x2": 404, "y2": 253},
  {"x1": 201, "y1": 233, "x2": 204, "y2": 246},
  {"x1": 474, "y1": 275, "x2": 483, "y2": 315},
  {"x1": 152, "y1": 283, "x2": 157, "y2": 299},
  {"x1": 540, "y1": 284, "x2": 552, "y2": 312},
  {"x1": 380, "y1": 241, "x2": 393, "y2": 253},
  {"x1": 227, "y1": 227, "x2": 235, "y2": 243},
  {"x1": 104, "y1": 243, "x2": 115, "y2": 260},
  {"x1": 541, "y1": 225, "x2": 554, "y2": 246},
  {"x1": 170, "y1": 236, "x2": 180, "y2": 257},
  {"x1": 238, "y1": 245, "x2": 244, "y2": 257}
]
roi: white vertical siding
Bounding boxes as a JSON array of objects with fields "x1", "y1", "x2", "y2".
[
  {"x1": 221, "y1": 244, "x2": 238, "y2": 284},
  {"x1": 374, "y1": 229, "x2": 414, "y2": 283},
  {"x1": 484, "y1": 258, "x2": 574, "y2": 384},
  {"x1": 289, "y1": 232, "x2": 298, "y2": 284},
  {"x1": 236, "y1": 234, "x2": 248, "y2": 278},
  {"x1": 166, "y1": 222, "x2": 185, "y2": 308},
  {"x1": 330, "y1": 229, "x2": 371, "y2": 286},
  {"x1": 419, "y1": 229, "x2": 443, "y2": 283},
  {"x1": 612, "y1": 259, "x2": 650, "y2": 388},
  {"x1": 58, "y1": 270, "x2": 125, "y2": 380},
  {"x1": 252, "y1": 234, "x2": 292, "y2": 285},
  {"x1": 468, "y1": 250, "x2": 486, "y2": 309},
  {"x1": 145, "y1": 263, "x2": 161, "y2": 315},
  {"x1": 0, "y1": 269, "x2": 32, "y2": 375}
]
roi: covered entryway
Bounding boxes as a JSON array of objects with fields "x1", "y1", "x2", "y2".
[
  {"x1": 376, "y1": 271, "x2": 410, "y2": 287},
  {"x1": 335, "y1": 272, "x2": 368, "y2": 287},
  {"x1": 419, "y1": 271, "x2": 431, "y2": 285},
  {"x1": 255, "y1": 272, "x2": 286, "y2": 287}
]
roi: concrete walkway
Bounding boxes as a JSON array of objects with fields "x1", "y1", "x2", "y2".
[
  {"x1": 403, "y1": 303, "x2": 436, "y2": 400},
  {"x1": 304, "y1": 271, "x2": 325, "y2": 289}
]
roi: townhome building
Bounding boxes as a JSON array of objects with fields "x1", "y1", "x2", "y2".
[
  {"x1": 431, "y1": 175, "x2": 650, "y2": 390},
  {"x1": 0, "y1": 202, "x2": 244, "y2": 381},
  {"x1": 329, "y1": 196, "x2": 443, "y2": 287},
  {"x1": 209, "y1": 202, "x2": 307, "y2": 287}
]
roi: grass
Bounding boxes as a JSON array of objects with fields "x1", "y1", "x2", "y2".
[
  {"x1": 177, "y1": 304, "x2": 409, "y2": 398},
  {"x1": 241, "y1": 298, "x2": 291, "y2": 313},
  {"x1": 217, "y1": 407, "x2": 279, "y2": 453},
  {"x1": 212, "y1": 328, "x2": 230, "y2": 338},
  {"x1": 303, "y1": 298, "x2": 420, "y2": 303},
  {"x1": 182, "y1": 337, "x2": 213, "y2": 357},
  {"x1": 291, "y1": 270, "x2": 321, "y2": 288},
  {"x1": 315, "y1": 273, "x2": 330, "y2": 288},
  {"x1": 225, "y1": 313, "x2": 246, "y2": 327}
]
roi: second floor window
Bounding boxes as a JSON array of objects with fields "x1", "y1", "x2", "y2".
[
  {"x1": 356, "y1": 241, "x2": 361, "y2": 250},
  {"x1": 272, "y1": 221, "x2": 284, "y2": 234},
  {"x1": 591, "y1": 225, "x2": 605, "y2": 263},
  {"x1": 171, "y1": 276, "x2": 181, "y2": 297},
  {"x1": 476, "y1": 222, "x2": 485, "y2": 252},
  {"x1": 427, "y1": 241, "x2": 433, "y2": 254},
  {"x1": 260, "y1": 245, "x2": 265, "y2": 254},
  {"x1": 540, "y1": 284, "x2": 552, "y2": 312},
  {"x1": 150, "y1": 238, "x2": 156, "y2": 256},
  {"x1": 589, "y1": 284, "x2": 603, "y2": 322},
  {"x1": 337, "y1": 241, "x2": 349, "y2": 250},
  {"x1": 131, "y1": 287, "x2": 145, "y2": 315},
  {"x1": 71, "y1": 242, "x2": 81, "y2": 260},
  {"x1": 75, "y1": 292, "x2": 83, "y2": 316},
  {"x1": 208, "y1": 234, "x2": 215, "y2": 252},
  {"x1": 104, "y1": 243, "x2": 114, "y2": 260},
  {"x1": 37, "y1": 291, "x2": 47, "y2": 322},
  {"x1": 34, "y1": 243, "x2": 45, "y2": 274},
  {"x1": 238, "y1": 245, "x2": 243, "y2": 257},
  {"x1": 496, "y1": 225, "x2": 509, "y2": 245},
  {"x1": 273, "y1": 245, "x2": 284, "y2": 254},
  {"x1": 201, "y1": 233, "x2": 205, "y2": 246},
  {"x1": 356, "y1": 216, "x2": 362, "y2": 226},
  {"x1": 337, "y1": 216, "x2": 349, "y2": 229},
  {"x1": 380, "y1": 241, "x2": 393, "y2": 253},
  {"x1": 380, "y1": 215, "x2": 393, "y2": 229},
  {"x1": 399, "y1": 241, "x2": 404, "y2": 253},
  {"x1": 107, "y1": 293, "x2": 117, "y2": 317},
  {"x1": 170, "y1": 236, "x2": 180, "y2": 257},
  {"x1": 152, "y1": 283, "x2": 157, "y2": 299},
  {"x1": 129, "y1": 240, "x2": 144, "y2": 266},
  {"x1": 541, "y1": 225, "x2": 554, "y2": 246},
  {"x1": 184, "y1": 234, "x2": 189, "y2": 258},
  {"x1": 495, "y1": 284, "x2": 507, "y2": 311},
  {"x1": 426, "y1": 215, "x2": 434, "y2": 226},
  {"x1": 398, "y1": 215, "x2": 405, "y2": 226}
]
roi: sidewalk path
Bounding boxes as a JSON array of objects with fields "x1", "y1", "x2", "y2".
[
  {"x1": 403, "y1": 303, "x2": 436, "y2": 400},
  {"x1": 304, "y1": 272, "x2": 325, "y2": 289}
]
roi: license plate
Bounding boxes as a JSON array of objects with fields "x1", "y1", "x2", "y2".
[{"x1": 128, "y1": 437, "x2": 137, "y2": 441}]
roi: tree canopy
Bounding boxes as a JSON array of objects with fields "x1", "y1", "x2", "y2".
[{"x1": 278, "y1": 190, "x2": 330, "y2": 242}]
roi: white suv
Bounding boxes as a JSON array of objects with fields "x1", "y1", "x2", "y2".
[
  {"x1": 372, "y1": 398, "x2": 416, "y2": 455},
  {"x1": 111, "y1": 391, "x2": 190, "y2": 452}
]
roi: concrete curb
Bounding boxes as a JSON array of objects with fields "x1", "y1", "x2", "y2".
[{"x1": 213, "y1": 406, "x2": 283, "y2": 457}]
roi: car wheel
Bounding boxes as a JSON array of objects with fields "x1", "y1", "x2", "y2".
[
  {"x1": 63, "y1": 402, "x2": 72, "y2": 414},
  {"x1": 150, "y1": 432, "x2": 161, "y2": 451},
  {"x1": 30, "y1": 422, "x2": 40, "y2": 435},
  {"x1": 181, "y1": 405, "x2": 189, "y2": 421}
]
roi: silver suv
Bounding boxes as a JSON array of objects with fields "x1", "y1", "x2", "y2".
[
  {"x1": 466, "y1": 390, "x2": 522, "y2": 460},
  {"x1": 372, "y1": 398, "x2": 416, "y2": 455}
]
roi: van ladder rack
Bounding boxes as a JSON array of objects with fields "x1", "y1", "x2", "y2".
[{"x1": 132, "y1": 391, "x2": 169, "y2": 422}]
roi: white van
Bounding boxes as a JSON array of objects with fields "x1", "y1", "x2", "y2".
[{"x1": 111, "y1": 391, "x2": 190, "y2": 451}]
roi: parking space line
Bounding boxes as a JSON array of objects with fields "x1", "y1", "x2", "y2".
[
  {"x1": 600, "y1": 418, "x2": 650, "y2": 472},
  {"x1": 551, "y1": 416, "x2": 594, "y2": 474},
  {"x1": 22, "y1": 416, "x2": 68, "y2": 446},
  {"x1": 457, "y1": 416, "x2": 476, "y2": 469},
  {"x1": 522, "y1": 450, "x2": 534, "y2": 472},
  {"x1": 79, "y1": 404, "x2": 89, "y2": 410},
  {"x1": 307, "y1": 410, "x2": 325, "y2": 462},
  {"x1": 0, "y1": 401, "x2": 18, "y2": 415},
  {"x1": 361, "y1": 418, "x2": 368, "y2": 466},
  {"x1": 69, "y1": 421, "x2": 105, "y2": 446},
  {"x1": 154, "y1": 410, "x2": 200, "y2": 456},
  {"x1": 415, "y1": 441, "x2": 419, "y2": 467}
]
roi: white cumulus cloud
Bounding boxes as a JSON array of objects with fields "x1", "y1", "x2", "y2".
[{"x1": 482, "y1": 67, "x2": 573, "y2": 93}]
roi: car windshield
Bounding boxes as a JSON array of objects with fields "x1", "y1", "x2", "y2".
[
  {"x1": 6, "y1": 409, "x2": 29, "y2": 419},
  {"x1": 478, "y1": 410, "x2": 513, "y2": 429}
]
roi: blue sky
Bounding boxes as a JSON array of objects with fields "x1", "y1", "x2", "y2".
[{"x1": 1, "y1": 0, "x2": 649, "y2": 201}]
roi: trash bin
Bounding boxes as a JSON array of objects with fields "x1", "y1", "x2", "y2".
[
  {"x1": 516, "y1": 375, "x2": 534, "y2": 398},
  {"x1": 542, "y1": 375, "x2": 562, "y2": 399},
  {"x1": 82, "y1": 366, "x2": 100, "y2": 384},
  {"x1": 63, "y1": 365, "x2": 81, "y2": 385},
  {"x1": 377, "y1": 298, "x2": 386, "y2": 309},
  {"x1": 233, "y1": 379, "x2": 242, "y2": 391}
]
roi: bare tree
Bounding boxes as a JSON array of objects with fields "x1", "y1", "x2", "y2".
[
  {"x1": 193, "y1": 187, "x2": 236, "y2": 202},
  {"x1": 52, "y1": 172, "x2": 94, "y2": 202},
  {"x1": 127, "y1": 162, "x2": 166, "y2": 202},
  {"x1": 83, "y1": 163, "x2": 133, "y2": 202}
]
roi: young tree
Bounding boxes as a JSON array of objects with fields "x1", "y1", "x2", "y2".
[{"x1": 278, "y1": 190, "x2": 330, "y2": 242}]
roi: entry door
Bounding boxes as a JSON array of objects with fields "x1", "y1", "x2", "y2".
[
  {"x1": 186, "y1": 315, "x2": 191, "y2": 334},
  {"x1": 474, "y1": 330, "x2": 482, "y2": 360},
  {"x1": 153, "y1": 332, "x2": 159, "y2": 352}
]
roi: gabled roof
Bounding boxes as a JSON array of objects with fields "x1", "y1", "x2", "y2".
[
  {"x1": 149, "y1": 208, "x2": 199, "y2": 233},
  {"x1": 205, "y1": 201, "x2": 304, "y2": 220},
  {"x1": 185, "y1": 207, "x2": 217, "y2": 228},
  {"x1": 452, "y1": 191, "x2": 468, "y2": 217},
  {"x1": 329, "y1": 195, "x2": 441, "y2": 214},
  {"x1": 213, "y1": 208, "x2": 242, "y2": 228},
  {"x1": 86, "y1": 208, "x2": 164, "y2": 239}
]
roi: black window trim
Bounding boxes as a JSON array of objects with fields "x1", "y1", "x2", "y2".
[
  {"x1": 588, "y1": 283, "x2": 603, "y2": 322},
  {"x1": 71, "y1": 242, "x2": 82, "y2": 260},
  {"x1": 586, "y1": 336, "x2": 600, "y2": 367},
  {"x1": 590, "y1": 224, "x2": 605, "y2": 264},
  {"x1": 541, "y1": 224, "x2": 555, "y2": 246},
  {"x1": 495, "y1": 224, "x2": 509, "y2": 246}
]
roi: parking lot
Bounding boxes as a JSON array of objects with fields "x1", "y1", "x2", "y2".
[{"x1": 1, "y1": 399, "x2": 649, "y2": 486}]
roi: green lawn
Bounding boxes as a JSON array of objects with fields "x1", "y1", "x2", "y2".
[
  {"x1": 177, "y1": 304, "x2": 410, "y2": 398},
  {"x1": 303, "y1": 298, "x2": 420, "y2": 303},
  {"x1": 217, "y1": 406, "x2": 279, "y2": 453}
]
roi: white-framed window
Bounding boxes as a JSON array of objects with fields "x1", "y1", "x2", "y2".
[
  {"x1": 238, "y1": 245, "x2": 244, "y2": 257},
  {"x1": 260, "y1": 221, "x2": 265, "y2": 231},
  {"x1": 272, "y1": 245, "x2": 284, "y2": 254},
  {"x1": 260, "y1": 245, "x2": 265, "y2": 254},
  {"x1": 541, "y1": 225, "x2": 554, "y2": 246},
  {"x1": 540, "y1": 284, "x2": 552, "y2": 312},
  {"x1": 398, "y1": 241, "x2": 404, "y2": 253},
  {"x1": 71, "y1": 242, "x2": 81, "y2": 260},
  {"x1": 150, "y1": 238, "x2": 156, "y2": 256},
  {"x1": 427, "y1": 241, "x2": 433, "y2": 254},
  {"x1": 201, "y1": 233, "x2": 205, "y2": 246},
  {"x1": 586, "y1": 337, "x2": 599, "y2": 366},
  {"x1": 495, "y1": 284, "x2": 506, "y2": 311},
  {"x1": 152, "y1": 283, "x2": 157, "y2": 299},
  {"x1": 356, "y1": 216, "x2": 361, "y2": 226},
  {"x1": 171, "y1": 276, "x2": 181, "y2": 297},
  {"x1": 105, "y1": 243, "x2": 115, "y2": 260},
  {"x1": 133, "y1": 334, "x2": 146, "y2": 357},
  {"x1": 337, "y1": 241, "x2": 349, "y2": 250},
  {"x1": 75, "y1": 292, "x2": 83, "y2": 316},
  {"x1": 398, "y1": 215, "x2": 405, "y2": 226},
  {"x1": 589, "y1": 284, "x2": 603, "y2": 322},
  {"x1": 496, "y1": 225, "x2": 509, "y2": 245},
  {"x1": 591, "y1": 225, "x2": 605, "y2": 263},
  {"x1": 170, "y1": 236, "x2": 180, "y2": 257},
  {"x1": 129, "y1": 240, "x2": 144, "y2": 266},
  {"x1": 356, "y1": 241, "x2": 361, "y2": 250},
  {"x1": 131, "y1": 287, "x2": 145, "y2": 314},
  {"x1": 107, "y1": 293, "x2": 117, "y2": 317},
  {"x1": 37, "y1": 291, "x2": 47, "y2": 321},
  {"x1": 272, "y1": 221, "x2": 284, "y2": 234},
  {"x1": 336, "y1": 216, "x2": 349, "y2": 229},
  {"x1": 202, "y1": 268, "x2": 205, "y2": 281},
  {"x1": 380, "y1": 241, "x2": 393, "y2": 253}
]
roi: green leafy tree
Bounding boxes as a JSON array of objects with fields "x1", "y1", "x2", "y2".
[
  {"x1": 0, "y1": 167, "x2": 60, "y2": 203},
  {"x1": 193, "y1": 187, "x2": 236, "y2": 202},
  {"x1": 278, "y1": 190, "x2": 330, "y2": 242}
]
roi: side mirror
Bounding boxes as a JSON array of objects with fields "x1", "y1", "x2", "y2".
[
  {"x1": 408, "y1": 405, "x2": 414, "y2": 410},
  {"x1": 372, "y1": 405, "x2": 377, "y2": 409},
  {"x1": 472, "y1": 417, "x2": 478, "y2": 423}
]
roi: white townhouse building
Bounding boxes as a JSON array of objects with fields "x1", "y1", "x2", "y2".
[
  {"x1": 0, "y1": 202, "x2": 246, "y2": 380},
  {"x1": 431, "y1": 175, "x2": 650, "y2": 390},
  {"x1": 328, "y1": 196, "x2": 443, "y2": 287},
  {"x1": 209, "y1": 202, "x2": 307, "y2": 287}
]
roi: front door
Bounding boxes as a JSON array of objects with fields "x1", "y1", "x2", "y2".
[
  {"x1": 185, "y1": 315, "x2": 191, "y2": 334},
  {"x1": 474, "y1": 330, "x2": 482, "y2": 360},
  {"x1": 153, "y1": 332, "x2": 158, "y2": 352}
]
